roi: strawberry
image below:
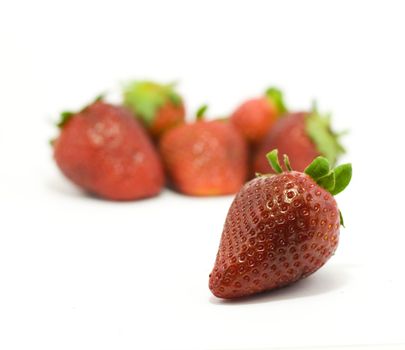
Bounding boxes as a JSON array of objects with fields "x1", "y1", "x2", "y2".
[
  {"x1": 230, "y1": 87, "x2": 287, "y2": 144},
  {"x1": 209, "y1": 150, "x2": 352, "y2": 299},
  {"x1": 123, "y1": 81, "x2": 185, "y2": 138},
  {"x1": 159, "y1": 106, "x2": 248, "y2": 196},
  {"x1": 53, "y1": 99, "x2": 164, "y2": 200},
  {"x1": 253, "y1": 107, "x2": 345, "y2": 174}
]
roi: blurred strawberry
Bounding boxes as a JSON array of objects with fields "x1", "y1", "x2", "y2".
[
  {"x1": 253, "y1": 107, "x2": 345, "y2": 174},
  {"x1": 123, "y1": 80, "x2": 185, "y2": 138},
  {"x1": 159, "y1": 106, "x2": 248, "y2": 196},
  {"x1": 53, "y1": 99, "x2": 164, "y2": 200},
  {"x1": 230, "y1": 87, "x2": 287, "y2": 144}
]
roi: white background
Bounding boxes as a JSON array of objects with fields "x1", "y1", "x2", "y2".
[{"x1": 1, "y1": 1, "x2": 405, "y2": 349}]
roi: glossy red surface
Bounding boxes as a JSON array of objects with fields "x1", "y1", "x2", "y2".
[{"x1": 209, "y1": 171, "x2": 340, "y2": 299}]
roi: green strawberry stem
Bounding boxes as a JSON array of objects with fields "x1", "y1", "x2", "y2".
[
  {"x1": 283, "y1": 154, "x2": 292, "y2": 171},
  {"x1": 265, "y1": 87, "x2": 287, "y2": 116},
  {"x1": 57, "y1": 111, "x2": 74, "y2": 128},
  {"x1": 94, "y1": 93, "x2": 105, "y2": 102},
  {"x1": 266, "y1": 149, "x2": 352, "y2": 226},
  {"x1": 196, "y1": 104, "x2": 208, "y2": 121},
  {"x1": 305, "y1": 103, "x2": 345, "y2": 166},
  {"x1": 339, "y1": 211, "x2": 345, "y2": 227},
  {"x1": 266, "y1": 149, "x2": 292, "y2": 173}
]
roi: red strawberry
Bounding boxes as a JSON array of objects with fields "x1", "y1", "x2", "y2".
[
  {"x1": 209, "y1": 150, "x2": 352, "y2": 299},
  {"x1": 123, "y1": 81, "x2": 185, "y2": 138},
  {"x1": 254, "y1": 107, "x2": 345, "y2": 174},
  {"x1": 159, "y1": 106, "x2": 248, "y2": 196},
  {"x1": 53, "y1": 99, "x2": 164, "y2": 200},
  {"x1": 230, "y1": 87, "x2": 287, "y2": 144}
]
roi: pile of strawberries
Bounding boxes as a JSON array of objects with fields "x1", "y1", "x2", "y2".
[
  {"x1": 53, "y1": 81, "x2": 345, "y2": 200},
  {"x1": 52, "y1": 81, "x2": 352, "y2": 299}
]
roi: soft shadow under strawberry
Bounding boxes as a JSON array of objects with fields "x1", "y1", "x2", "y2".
[{"x1": 209, "y1": 264, "x2": 351, "y2": 305}]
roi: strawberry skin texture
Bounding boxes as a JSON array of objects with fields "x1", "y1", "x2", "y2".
[
  {"x1": 209, "y1": 171, "x2": 340, "y2": 299},
  {"x1": 149, "y1": 101, "x2": 185, "y2": 138},
  {"x1": 230, "y1": 98, "x2": 278, "y2": 144},
  {"x1": 54, "y1": 102, "x2": 164, "y2": 200},
  {"x1": 253, "y1": 112, "x2": 319, "y2": 173},
  {"x1": 159, "y1": 121, "x2": 248, "y2": 196}
]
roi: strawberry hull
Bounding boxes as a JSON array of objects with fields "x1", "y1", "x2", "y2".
[
  {"x1": 123, "y1": 81, "x2": 185, "y2": 138},
  {"x1": 209, "y1": 171, "x2": 340, "y2": 299}
]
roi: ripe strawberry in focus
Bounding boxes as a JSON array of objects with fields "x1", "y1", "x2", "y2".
[
  {"x1": 53, "y1": 99, "x2": 164, "y2": 200},
  {"x1": 230, "y1": 87, "x2": 287, "y2": 144},
  {"x1": 123, "y1": 80, "x2": 185, "y2": 138},
  {"x1": 254, "y1": 107, "x2": 345, "y2": 174},
  {"x1": 209, "y1": 150, "x2": 352, "y2": 299},
  {"x1": 159, "y1": 106, "x2": 248, "y2": 196}
]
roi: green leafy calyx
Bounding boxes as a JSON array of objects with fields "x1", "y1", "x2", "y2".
[
  {"x1": 265, "y1": 149, "x2": 352, "y2": 227},
  {"x1": 57, "y1": 111, "x2": 74, "y2": 128},
  {"x1": 330, "y1": 163, "x2": 352, "y2": 195},
  {"x1": 283, "y1": 154, "x2": 292, "y2": 171},
  {"x1": 304, "y1": 156, "x2": 352, "y2": 195},
  {"x1": 123, "y1": 81, "x2": 182, "y2": 125},
  {"x1": 56, "y1": 94, "x2": 105, "y2": 129},
  {"x1": 339, "y1": 210, "x2": 345, "y2": 227},
  {"x1": 265, "y1": 87, "x2": 287, "y2": 116},
  {"x1": 196, "y1": 105, "x2": 208, "y2": 121},
  {"x1": 305, "y1": 104, "x2": 345, "y2": 166},
  {"x1": 305, "y1": 157, "x2": 351, "y2": 227},
  {"x1": 266, "y1": 149, "x2": 293, "y2": 174}
]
